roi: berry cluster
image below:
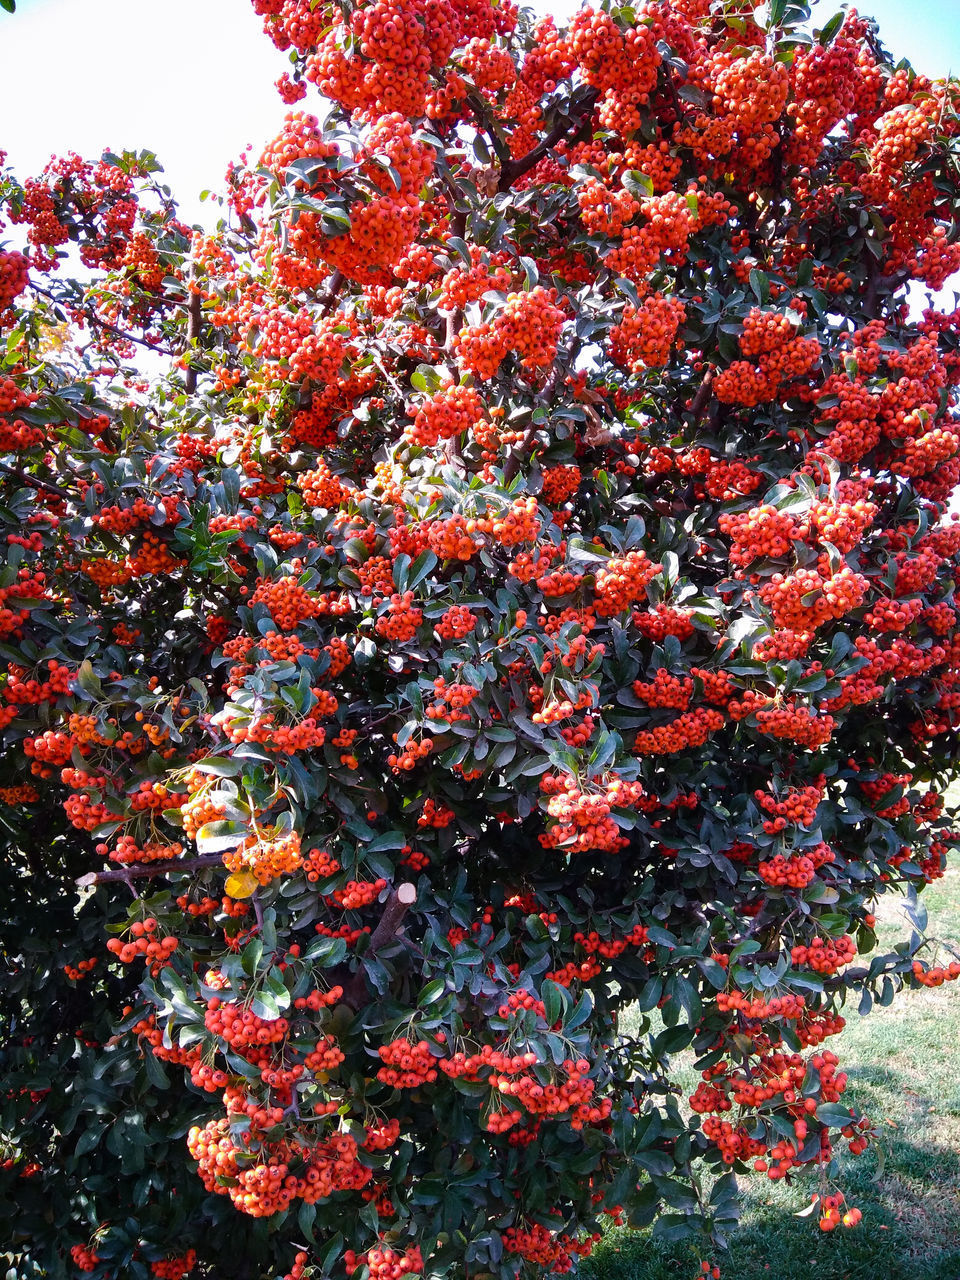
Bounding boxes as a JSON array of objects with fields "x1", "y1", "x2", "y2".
[{"x1": 791, "y1": 935, "x2": 857, "y2": 974}]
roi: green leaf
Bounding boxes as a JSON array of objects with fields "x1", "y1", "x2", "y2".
[
  {"x1": 393, "y1": 552, "x2": 411, "y2": 592},
  {"x1": 304, "y1": 935, "x2": 348, "y2": 966},
  {"x1": 408, "y1": 550, "x2": 438, "y2": 591},
  {"x1": 75, "y1": 1121, "x2": 107, "y2": 1157},
  {"x1": 520, "y1": 256, "x2": 539, "y2": 288},
  {"x1": 143, "y1": 1048, "x2": 170, "y2": 1091},
  {"x1": 410, "y1": 364, "x2": 442, "y2": 396},
  {"x1": 730, "y1": 938, "x2": 761, "y2": 962},
  {"x1": 636, "y1": 976, "x2": 663, "y2": 1011},
  {"x1": 653, "y1": 1213, "x2": 697, "y2": 1244},
  {"x1": 566, "y1": 990, "x2": 593, "y2": 1031},
  {"x1": 540, "y1": 979, "x2": 565, "y2": 1027},
  {"x1": 75, "y1": 659, "x2": 103, "y2": 699},
  {"x1": 818, "y1": 10, "x2": 844, "y2": 44},
  {"x1": 446, "y1": 237, "x2": 471, "y2": 265},
  {"x1": 319, "y1": 1232, "x2": 344, "y2": 1272},
  {"x1": 418, "y1": 978, "x2": 447, "y2": 1006},
  {"x1": 697, "y1": 957, "x2": 728, "y2": 990},
  {"x1": 241, "y1": 937, "x2": 264, "y2": 976},
  {"x1": 191, "y1": 756, "x2": 242, "y2": 778},
  {"x1": 472, "y1": 132, "x2": 491, "y2": 166},
  {"x1": 636, "y1": 1149, "x2": 674, "y2": 1175},
  {"x1": 525, "y1": 913, "x2": 550, "y2": 940},
  {"x1": 298, "y1": 1200, "x2": 317, "y2": 1243},
  {"x1": 749, "y1": 268, "x2": 770, "y2": 305},
  {"x1": 652, "y1": 1025, "x2": 693, "y2": 1055},
  {"x1": 366, "y1": 829, "x2": 408, "y2": 853},
  {"x1": 250, "y1": 990, "x2": 281, "y2": 1020},
  {"x1": 816, "y1": 1102, "x2": 856, "y2": 1128},
  {"x1": 623, "y1": 170, "x2": 654, "y2": 200},
  {"x1": 0, "y1": 0, "x2": 16, "y2": 13}
]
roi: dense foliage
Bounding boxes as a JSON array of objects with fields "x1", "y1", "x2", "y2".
[{"x1": 2, "y1": 1, "x2": 960, "y2": 1277}]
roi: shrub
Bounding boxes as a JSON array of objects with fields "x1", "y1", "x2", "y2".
[{"x1": 2, "y1": 1, "x2": 960, "y2": 1277}]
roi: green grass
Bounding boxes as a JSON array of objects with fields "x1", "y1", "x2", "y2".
[{"x1": 583, "y1": 868, "x2": 960, "y2": 1280}]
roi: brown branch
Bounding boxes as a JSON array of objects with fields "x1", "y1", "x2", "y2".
[
  {"x1": 464, "y1": 92, "x2": 513, "y2": 172},
  {"x1": 434, "y1": 164, "x2": 469, "y2": 240},
  {"x1": 184, "y1": 290, "x2": 202, "y2": 394},
  {"x1": 67, "y1": 299, "x2": 179, "y2": 358},
  {"x1": 342, "y1": 883, "x2": 417, "y2": 1010},
  {"x1": 862, "y1": 262, "x2": 910, "y2": 318},
  {"x1": 444, "y1": 311, "x2": 460, "y2": 354},
  {"x1": 688, "y1": 370, "x2": 715, "y2": 425},
  {"x1": 320, "y1": 269, "x2": 344, "y2": 317},
  {"x1": 0, "y1": 461, "x2": 71, "y2": 499},
  {"x1": 540, "y1": 345, "x2": 574, "y2": 404},
  {"x1": 498, "y1": 88, "x2": 599, "y2": 192},
  {"x1": 502, "y1": 333, "x2": 582, "y2": 481},
  {"x1": 97, "y1": 321, "x2": 177, "y2": 356},
  {"x1": 30, "y1": 279, "x2": 175, "y2": 359},
  {"x1": 76, "y1": 853, "x2": 224, "y2": 888},
  {"x1": 660, "y1": 65, "x2": 694, "y2": 133}
]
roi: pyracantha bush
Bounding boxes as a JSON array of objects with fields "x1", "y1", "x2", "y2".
[{"x1": 2, "y1": 1, "x2": 960, "y2": 1277}]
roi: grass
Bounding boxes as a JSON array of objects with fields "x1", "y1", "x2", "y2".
[{"x1": 582, "y1": 867, "x2": 960, "y2": 1280}]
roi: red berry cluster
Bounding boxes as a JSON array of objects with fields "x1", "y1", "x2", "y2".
[{"x1": 790, "y1": 934, "x2": 857, "y2": 974}]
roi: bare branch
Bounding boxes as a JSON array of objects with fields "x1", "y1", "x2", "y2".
[
  {"x1": 499, "y1": 88, "x2": 599, "y2": 192},
  {"x1": 689, "y1": 370, "x2": 715, "y2": 425},
  {"x1": 76, "y1": 853, "x2": 224, "y2": 888},
  {"x1": 0, "y1": 461, "x2": 71, "y2": 499},
  {"x1": 341, "y1": 883, "x2": 417, "y2": 1009},
  {"x1": 184, "y1": 290, "x2": 202, "y2": 394},
  {"x1": 320, "y1": 269, "x2": 344, "y2": 316}
]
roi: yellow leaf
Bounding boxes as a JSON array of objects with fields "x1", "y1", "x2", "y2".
[{"x1": 225, "y1": 871, "x2": 259, "y2": 899}]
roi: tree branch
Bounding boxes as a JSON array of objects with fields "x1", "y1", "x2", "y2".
[
  {"x1": 320, "y1": 269, "x2": 344, "y2": 317},
  {"x1": 76, "y1": 853, "x2": 224, "y2": 888},
  {"x1": 502, "y1": 333, "x2": 581, "y2": 481},
  {"x1": 184, "y1": 290, "x2": 202, "y2": 394},
  {"x1": 341, "y1": 883, "x2": 417, "y2": 1010},
  {"x1": 689, "y1": 370, "x2": 715, "y2": 425},
  {"x1": 28, "y1": 285, "x2": 180, "y2": 358},
  {"x1": 0, "y1": 461, "x2": 71, "y2": 499},
  {"x1": 498, "y1": 88, "x2": 599, "y2": 192}
]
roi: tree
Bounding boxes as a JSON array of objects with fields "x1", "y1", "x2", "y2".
[{"x1": 2, "y1": 1, "x2": 960, "y2": 1276}]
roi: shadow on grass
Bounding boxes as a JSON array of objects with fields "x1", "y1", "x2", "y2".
[
  {"x1": 589, "y1": 871, "x2": 960, "y2": 1279},
  {"x1": 582, "y1": 1066, "x2": 960, "y2": 1280}
]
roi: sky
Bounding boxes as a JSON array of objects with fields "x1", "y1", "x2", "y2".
[{"x1": 0, "y1": 0, "x2": 959, "y2": 226}]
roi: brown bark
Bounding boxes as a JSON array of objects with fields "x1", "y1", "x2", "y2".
[{"x1": 341, "y1": 883, "x2": 417, "y2": 1009}]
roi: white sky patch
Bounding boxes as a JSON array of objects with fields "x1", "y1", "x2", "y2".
[
  {"x1": 0, "y1": 0, "x2": 955, "y2": 230},
  {"x1": 0, "y1": 0, "x2": 289, "y2": 224}
]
